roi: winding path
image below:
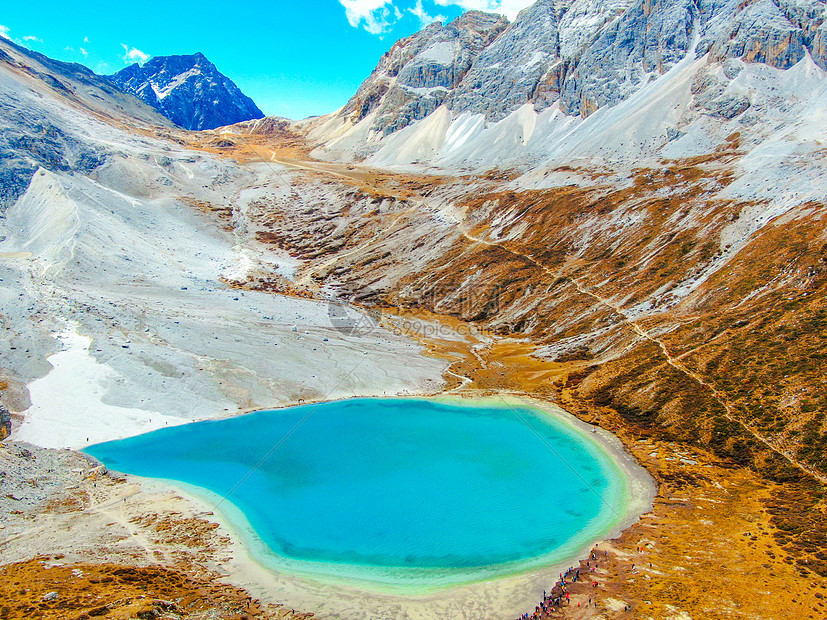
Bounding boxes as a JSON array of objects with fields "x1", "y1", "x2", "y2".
[
  {"x1": 460, "y1": 228, "x2": 826, "y2": 484},
  {"x1": 257, "y1": 150, "x2": 826, "y2": 484}
]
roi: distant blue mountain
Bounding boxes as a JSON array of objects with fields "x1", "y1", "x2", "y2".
[{"x1": 108, "y1": 52, "x2": 264, "y2": 130}]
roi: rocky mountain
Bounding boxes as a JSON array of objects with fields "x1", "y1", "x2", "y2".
[
  {"x1": 447, "y1": 0, "x2": 565, "y2": 120},
  {"x1": 2, "y1": 5, "x2": 827, "y2": 619},
  {"x1": 108, "y1": 52, "x2": 264, "y2": 130},
  {"x1": 338, "y1": 11, "x2": 508, "y2": 137},
  {"x1": 0, "y1": 37, "x2": 440, "y2": 453},
  {"x1": 308, "y1": 0, "x2": 827, "y2": 163},
  {"x1": 0, "y1": 37, "x2": 173, "y2": 210}
]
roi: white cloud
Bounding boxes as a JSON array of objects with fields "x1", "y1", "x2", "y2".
[
  {"x1": 339, "y1": 0, "x2": 532, "y2": 35},
  {"x1": 338, "y1": 0, "x2": 402, "y2": 34},
  {"x1": 121, "y1": 43, "x2": 150, "y2": 64},
  {"x1": 80, "y1": 47, "x2": 88, "y2": 56},
  {"x1": 409, "y1": 0, "x2": 446, "y2": 26},
  {"x1": 22, "y1": 35, "x2": 41, "y2": 42},
  {"x1": 433, "y1": 0, "x2": 533, "y2": 19},
  {"x1": 83, "y1": 36, "x2": 89, "y2": 43},
  {"x1": 0, "y1": 24, "x2": 10, "y2": 39}
]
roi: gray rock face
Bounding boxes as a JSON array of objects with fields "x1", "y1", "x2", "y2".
[
  {"x1": 0, "y1": 404, "x2": 10, "y2": 440},
  {"x1": 700, "y1": 91, "x2": 752, "y2": 118},
  {"x1": 337, "y1": 0, "x2": 827, "y2": 138},
  {"x1": 0, "y1": 38, "x2": 165, "y2": 210},
  {"x1": 108, "y1": 53, "x2": 264, "y2": 130},
  {"x1": 449, "y1": 0, "x2": 563, "y2": 120},
  {"x1": 705, "y1": 0, "x2": 808, "y2": 69},
  {"x1": 559, "y1": 0, "x2": 697, "y2": 116},
  {"x1": 341, "y1": 11, "x2": 508, "y2": 135},
  {"x1": 776, "y1": 0, "x2": 827, "y2": 69},
  {"x1": 717, "y1": 93, "x2": 752, "y2": 118},
  {"x1": 0, "y1": 112, "x2": 105, "y2": 211},
  {"x1": 722, "y1": 58, "x2": 744, "y2": 78},
  {"x1": 557, "y1": 0, "x2": 635, "y2": 58},
  {"x1": 690, "y1": 65, "x2": 751, "y2": 118},
  {"x1": 815, "y1": 23, "x2": 827, "y2": 68}
]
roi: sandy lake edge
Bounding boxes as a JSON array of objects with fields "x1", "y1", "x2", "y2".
[{"x1": 100, "y1": 394, "x2": 656, "y2": 620}]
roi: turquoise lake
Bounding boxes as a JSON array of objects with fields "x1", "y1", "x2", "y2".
[{"x1": 84, "y1": 398, "x2": 627, "y2": 587}]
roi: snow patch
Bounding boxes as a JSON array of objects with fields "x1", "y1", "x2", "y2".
[
  {"x1": 150, "y1": 67, "x2": 201, "y2": 100},
  {"x1": 12, "y1": 326, "x2": 182, "y2": 450}
]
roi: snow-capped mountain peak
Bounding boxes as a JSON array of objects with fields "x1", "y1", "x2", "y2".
[{"x1": 108, "y1": 52, "x2": 263, "y2": 130}]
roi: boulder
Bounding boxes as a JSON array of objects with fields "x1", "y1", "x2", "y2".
[{"x1": 0, "y1": 405, "x2": 11, "y2": 441}]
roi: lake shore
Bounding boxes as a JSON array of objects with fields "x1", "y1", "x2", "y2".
[{"x1": 126, "y1": 394, "x2": 655, "y2": 620}]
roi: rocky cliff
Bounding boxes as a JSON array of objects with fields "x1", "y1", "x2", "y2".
[
  {"x1": 449, "y1": 0, "x2": 564, "y2": 120},
  {"x1": 340, "y1": 11, "x2": 508, "y2": 135},
  {"x1": 108, "y1": 53, "x2": 264, "y2": 131},
  {"x1": 314, "y1": 0, "x2": 827, "y2": 156}
]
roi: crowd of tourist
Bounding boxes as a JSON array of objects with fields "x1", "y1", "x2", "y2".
[{"x1": 515, "y1": 547, "x2": 608, "y2": 619}]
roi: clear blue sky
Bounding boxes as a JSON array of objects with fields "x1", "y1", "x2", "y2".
[{"x1": 0, "y1": 1, "x2": 529, "y2": 119}]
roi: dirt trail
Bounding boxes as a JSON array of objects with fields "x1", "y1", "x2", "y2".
[
  {"x1": 565, "y1": 276, "x2": 827, "y2": 483},
  {"x1": 270, "y1": 156, "x2": 363, "y2": 184},
  {"x1": 463, "y1": 225, "x2": 826, "y2": 483},
  {"x1": 83, "y1": 485, "x2": 172, "y2": 566}
]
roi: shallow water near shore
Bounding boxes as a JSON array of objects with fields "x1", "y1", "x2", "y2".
[{"x1": 84, "y1": 397, "x2": 636, "y2": 592}]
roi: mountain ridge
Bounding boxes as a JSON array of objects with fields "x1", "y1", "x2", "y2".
[
  {"x1": 2, "y1": 5, "x2": 827, "y2": 619},
  {"x1": 304, "y1": 0, "x2": 827, "y2": 167},
  {"x1": 108, "y1": 52, "x2": 264, "y2": 130},
  {"x1": 0, "y1": 36, "x2": 173, "y2": 210}
]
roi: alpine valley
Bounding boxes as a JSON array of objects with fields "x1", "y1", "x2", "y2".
[{"x1": 1, "y1": 0, "x2": 827, "y2": 618}]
